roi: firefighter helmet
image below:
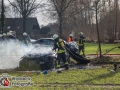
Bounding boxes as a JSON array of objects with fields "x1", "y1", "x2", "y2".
[
  {"x1": 23, "y1": 32, "x2": 28, "y2": 36},
  {"x1": 7, "y1": 32, "x2": 12, "y2": 36},
  {"x1": 9, "y1": 31, "x2": 12, "y2": 33},
  {"x1": 53, "y1": 34, "x2": 58, "y2": 39},
  {"x1": 79, "y1": 32, "x2": 83, "y2": 35},
  {"x1": 0, "y1": 34, "x2": 3, "y2": 37},
  {"x1": 69, "y1": 34, "x2": 73, "y2": 37},
  {"x1": 3, "y1": 33, "x2": 6, "y2": 36}
]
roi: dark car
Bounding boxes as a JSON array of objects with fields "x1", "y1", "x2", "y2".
[
  {"x1": 18, "y1": 38, "x2": 90, "y2": 71},
  {"x1": 33, "y1": 38, "x2": 54, "y2": 46},
  {"x1": 19, "y1": 38, "x2": 56, "y2": 71}
]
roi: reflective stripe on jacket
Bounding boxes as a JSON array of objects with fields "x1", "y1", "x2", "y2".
[
  {"x1": 78, "y1": 36, "x2": 85, "y2": 46},
  {"x1": 56, "y1": 39, "x2": 65, "y2": 53}
]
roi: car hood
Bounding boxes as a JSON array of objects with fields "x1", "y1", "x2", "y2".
[{"x1": 23, "y1": 44, "x2": 56, "y2": 58}]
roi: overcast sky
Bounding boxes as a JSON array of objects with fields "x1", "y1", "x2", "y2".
[{"x1": 4, "y1": 0, "x2": 56, "y2": 26}]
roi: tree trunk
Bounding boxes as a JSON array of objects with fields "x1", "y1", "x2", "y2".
[
  {"x1": 95, "y1": 4, "x2": 102, "y2": 57},
  {"x1": 119, "y1": 30, "x2": 120, "y2": 39},
  {"x1": 114, "y1": 0, "x2": 118, "y2": 40},
  {"x1": 23, "y1": 14, "x2": 26, "y2": 32},
  {"x1": 59, "y1": 14, "x2": 63, "y2": 37}
]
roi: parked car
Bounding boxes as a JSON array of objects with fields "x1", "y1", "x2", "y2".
[
  {"x1": 30, "y1": 39, "x2": 36, "y2": 43},
  {"x1": 33, "y1": 38, "x2": 54, "y2": 46}
]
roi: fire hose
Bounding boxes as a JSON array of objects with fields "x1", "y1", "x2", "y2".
[
  {"x1": 95, "y1": 46, "x2": 120, "y2": 60},
  {"x1": 64, "y1": 45, "x2": 87, "y2": 60}
]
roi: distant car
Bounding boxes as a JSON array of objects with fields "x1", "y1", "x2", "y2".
[
  {"x1": 33, "y1": 38, "x2": 54, "y2": 46},
  {"x1": 30, "y1": 39, "x2": 36, "y2": 43}
]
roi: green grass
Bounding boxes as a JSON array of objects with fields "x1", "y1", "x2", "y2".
[
  {"x1": 85, "y1": 43, "x2": 120, "y2": 54},
  {"x1": 1, "y1": 85, "x2": 120, "y2": 90},
  {"x1": 1, "y1": 67, "x2": 120, "y2": 89},
  {"x1": 0, "y1": 43, "x2": 120, "y2": 90}
]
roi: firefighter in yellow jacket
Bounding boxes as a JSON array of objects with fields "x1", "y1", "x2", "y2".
[
  {"x1": 52, "y1": 34, "x2": 69, "y2": 70},
  {"x1": 78, "y1": 32, "x2": 85, "y2": 56}
]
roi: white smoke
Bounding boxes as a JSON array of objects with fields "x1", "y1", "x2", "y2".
[
  {"x1": 30, "y1": 44, "x2": 53, "y2": 55},
  {"x1": 0, "y1": 40, "x2": 53, "y2": 69}
]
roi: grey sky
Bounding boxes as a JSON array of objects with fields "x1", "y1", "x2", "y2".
[{"x1": 4, "y1": 0, "x2": 56, "y2": 26}]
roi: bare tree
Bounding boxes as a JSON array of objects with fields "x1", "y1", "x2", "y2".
[
  {"x1": 49, "y1": 0, "x2": 73, "y2": 36},
  {"x1": 0, "y1": 2, "x2": 1, "y2": 12},
  {"x1": 99, "y1": 0, "x2": 120, "y2": 42},
  {"x1": 5, "y1": 5, "x2": 21, "y2": 18},
  {"x1": 114, "y1": 0, "x2": 118, "y2": 40},
  {"x1": 8, "y1": 0, "x2": 42, "y2": 32},
  {"x1": 80, "y1": 0, "x2": 108, "y2": 57},
  {"x1": 47, "y1": 0, "x2": 120, "y2": 42}
]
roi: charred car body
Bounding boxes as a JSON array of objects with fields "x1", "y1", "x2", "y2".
[
  {"x1": 19, "y1": 38, "x2": 56, "y2": 71},
  {"x1": 19, "y1": 38, "x2": 90, "y2": 71}
]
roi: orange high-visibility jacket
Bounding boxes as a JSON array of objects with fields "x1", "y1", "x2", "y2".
[{"x1": 67, "y1": 37, "x2": 72, "y2": 42}]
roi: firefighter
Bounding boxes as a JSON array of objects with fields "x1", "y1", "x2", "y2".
[
  {"x1": 6, "y1": 31, "x2": 18, "y2": 56},
  {"x1": 2, "y1": 33, "x2": 7, "y2": 41},
  {"x1": 52, "y1": 34, "x2": 69, "y2": 70},
  {"x1": 2, "y1": 33, "x2": 7, "y2": 49},
  {"x1": 0, "y1": 33, "x2": 7, "y2": 59},
  {"x1": 67, "y1": 34, "x2": 73, "y2": 42},
  {"x1": 22, "y1": 32, "x2": 31, "y2": 45},
  {"x1": 7, "y1": 32, "x2": 17, "y2": 40},
  {"x1": 0, "y1": 34, "x2": 3, "y2": 48},
  {"x1": 78, "y1": 32, "x2": 85, "y2": 56},
  {"x1": 0, "y1": 34, "x2": 3, "y2": 41},
  {"x1": 9, "y1": 31, "x2": 16, "y2": 38}
]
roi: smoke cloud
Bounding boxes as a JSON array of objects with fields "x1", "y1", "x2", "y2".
[{"x1": 0, "y1": 40, "x2": 53, "y2": 69}]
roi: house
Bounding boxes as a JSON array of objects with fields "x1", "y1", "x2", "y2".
[{"x1": 0, "y1": 18, "x2": 41, "y2": 39}]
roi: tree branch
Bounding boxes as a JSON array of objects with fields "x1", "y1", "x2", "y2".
[{"x1": 8, "y1": 0, "x2": 22, "y2": 14}]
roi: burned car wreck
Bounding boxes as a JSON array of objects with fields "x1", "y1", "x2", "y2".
[
  {"x1": 19, "y1": 38, "x2": 56, "y2": 71},
  {"x1": 20, "y1": 47, "x2": 56, "y2": 71},
  {"x1": 18, "y1": 38, "x2": 90, "y2": 71}
]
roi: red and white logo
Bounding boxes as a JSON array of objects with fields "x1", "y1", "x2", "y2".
[
  {"x1": 0, "y1": 73, "x2": 10, "y2": 87},
  {"x1": 3, "y1": 78, "x2": 10, "y2": 86}
]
